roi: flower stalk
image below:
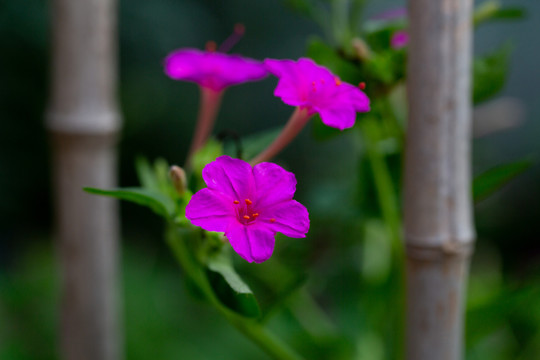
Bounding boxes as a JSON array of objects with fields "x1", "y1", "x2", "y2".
[
  {"x1": 251, "y1": 107, "x2": 311, "y2": 165},
  {"x1": 166, "y1": 226, "x2": 304, "y2": 360},
  {"x1": 186, "y1": 87, "x2": 223, "y2": 166}
]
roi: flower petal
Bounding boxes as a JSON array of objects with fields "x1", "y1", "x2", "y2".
[
  {"x1": 202, "y1": 155, "x2": 254, "y2": 200},
  {"x1": 225, "y1": 223, "x2": 276, "y2": 263},
  {"x1": 317, "y1": 106, "x2": 357, "y2": 130},
  {"x1": 265, "y1": 59, "x2": 310, "y2": 106},
  {"x1": 253, "y1": 162, "x2": 297, "y2": 208},
  {"x1": 185, "y1": 188, "x2": 234, "y2": 232},
  {"x1": 342, "y1": 83, "x2": 371, "y2": 112},
  {"x1": 165, "y1": 49, "x2": 267, "y2": 91},
  {"x1": 262, "y1": 200, "x2": 310, "y2": 238}
]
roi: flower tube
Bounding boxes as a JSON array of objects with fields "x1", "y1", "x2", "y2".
[
  {"x1": 164, "y1": 26, "x2": 267, "y2": 165},
  {"x1": 251, "y1": 58, "x2": 370, "y2": 164}
]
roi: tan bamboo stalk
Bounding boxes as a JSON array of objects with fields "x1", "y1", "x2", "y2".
[
  {"x1": 404, "y1": 0, "x2": 475, "y2": 359},
  {"x1": 46, "y1": 0, "x2": 122, "y2": 359}
]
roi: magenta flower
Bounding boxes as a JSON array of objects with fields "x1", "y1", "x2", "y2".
[
  {"x1": 185, "y1": 156, "x2": 309, "y2": 263},
  {"x1": 264, "y1": 58, "x2": 370, "y2": 130},
  {"x1": 371, "y1": 7, "x2": 407, "y2": 21},
  {"x1": 249, "y1": 58, "x2": 370, "y2": 164},
  {"x1": 164, "y1": 49, "x2": 268, "y2": 92},
  {"x1": 164, "y1": 25, "x2": 267, "y2": 165},
  {"x1": 391, "y1": 30, "x2": 409, "y2": 49}
]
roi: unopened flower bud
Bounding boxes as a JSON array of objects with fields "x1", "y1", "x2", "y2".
[
  {"x1": 169, "y1": 165, "x2": 187, "y2": 195},
  {"x1": 351, "y1": 38, "x2": 372, "y2": 61}
]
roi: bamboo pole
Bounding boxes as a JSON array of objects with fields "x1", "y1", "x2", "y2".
[
  {"x1": 404, "y1": 0, "x2": 475, "y2": 359},
  {"x1": 47, "y1": 0, "x2": 122, "y2": 359}
]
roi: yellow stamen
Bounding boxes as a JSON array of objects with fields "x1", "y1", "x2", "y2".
[
  {"x1": 243, "y1": 215, "x2": 250, "y2": 220},
  {"x1": 245, "y1": 199, "x2": 252, "y2": 205},
  {"x1": 233, "y1": 200, "x2": 240, "y2": 204},
  {"x1": 252, "y1": 213, "x2": 259, "y2": 218}
]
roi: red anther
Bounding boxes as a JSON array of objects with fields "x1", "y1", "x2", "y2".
[
  {"x1": 205, "y1": 41, "x2": 217, "y2": 52},
  {"x1": 269, "y1": 218, "x2": 276, "y2": 223},
  {"x1": 233, "y1": 200, "x2": 240, "y2": 204},
  {"x1": 245, "y1": 199, "x2": 253, "y2": 205},
  {"x1": 234, "y1": 23, "x2": 245, "y2": 35},
  {"x1": 359, "y1": 82, "x2": 366, "y2": 90}
]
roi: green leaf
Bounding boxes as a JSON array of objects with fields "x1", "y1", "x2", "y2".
[
  {"x1": 473, "y1": 160, "x2": 532, "y2": 202},
  {"x1": 474, "y1": 0, "x2": 525, "y2": 27},
  {"x1": 83, "y1": 187, "x2": 176, "y2": 218},
  {"x1": 306, "y1": 37, "x2": 364, "y2": 82},
  {"x1": 206, "y1": 248, "x2": 261, "y2": 318},
  {"x1": 192, "y1": 138, "x2": 223, "y2": 177},
  {"x1": 135, "y1": 157, "x2": 160, "y2": 191},
  {"x1": 282, "y1": 0, "x2": 312, "y2": 17},
  {"x1": 473, "y1": 45, "x2": 511, "y2": 104}
]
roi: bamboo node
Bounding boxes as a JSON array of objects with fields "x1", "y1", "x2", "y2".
[{"x1": 405, "y1": 242, "x2": 474, "y2": 261}]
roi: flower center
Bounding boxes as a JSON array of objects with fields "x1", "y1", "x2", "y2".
[{"x1": 234, "y1": 198, "x2": 260, "y2": 225}]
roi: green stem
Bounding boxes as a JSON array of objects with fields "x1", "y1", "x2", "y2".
[
  {"x1": 359, "y1": 117, "x2": 405, "y2": 359},
  {"x1": 359, "y1": 118, "x2": 402, "y2": 256},
  {"x1": 166, "y1": 225, "x2": 304, "y2": 360},
  {"x1": 289, "y1": 288, "x2": 337, "y2": 339}
]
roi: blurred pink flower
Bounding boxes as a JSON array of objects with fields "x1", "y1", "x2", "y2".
[
  {"x1": 185, "y1": 156, "x2": 309, "y2": 263},
  {"x1": 164, "y1": 49, "x2": 267, "y2": 92},
  {"x1": 391, "y1": 30, "x2": 409, "y2": 49},
  {"x1": 371, "y1": 7, "x2": 407, "y2": 21},
  {"x1": 264, "y1": 58, "x2": 370, "y2": 130}
]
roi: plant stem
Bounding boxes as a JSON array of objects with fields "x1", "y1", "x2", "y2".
[
  {"x1": 359, "y1": 116, "x2": 405, "y2": 358},
  {"x1": 166, "y1": 226, "x2": 304, "y2": 360},
  {"x1": 250, "y1": 107, "x2": 311, "y2": 165},
  {"x1": 186, "y1": 87, "x2": 223, "y2": 167},
  {"x1": 359, "y1": 117, "x2": 402, "y2": 256}
]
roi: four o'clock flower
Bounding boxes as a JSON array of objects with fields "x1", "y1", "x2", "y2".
[
  {"x1": 251, "y1": 58, "x2": 370, "y2": 164},
  {"x1": 185, "y1": 156, "x2": 309, "y2": 263},
  {"x1": 391, "y1": 30, "x2": 409, "y2": 49},
  {"x1": 164, "y1": 25, "x2": 268, "y2": 165}
]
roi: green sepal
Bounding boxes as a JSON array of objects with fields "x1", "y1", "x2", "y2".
[
  {"x1": 206, "y1": 247, "x2": 261, "y2": 319},
  {"x1": 83, "y1": 187, "x2": 176, "y2": 219},
  {"x1": 473, "y1": 160, "x2": 532, "y2": 202}
]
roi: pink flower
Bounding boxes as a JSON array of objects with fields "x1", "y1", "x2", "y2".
[
  {"x1": 391, "y1": 30, "x2": 409, "y2": 49},
  {"x1": 164, "y1": 49, "x2": 268, "y2": 92},
  {"x1": 264, "y1": 58, "x2": 370, "y2": 130},
  {"x1": 371, "y1": 7, "x2": 407, "y2": 21},
  {"x1": 185, "y1": 156, "x2": 309, "y2": 263}
]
